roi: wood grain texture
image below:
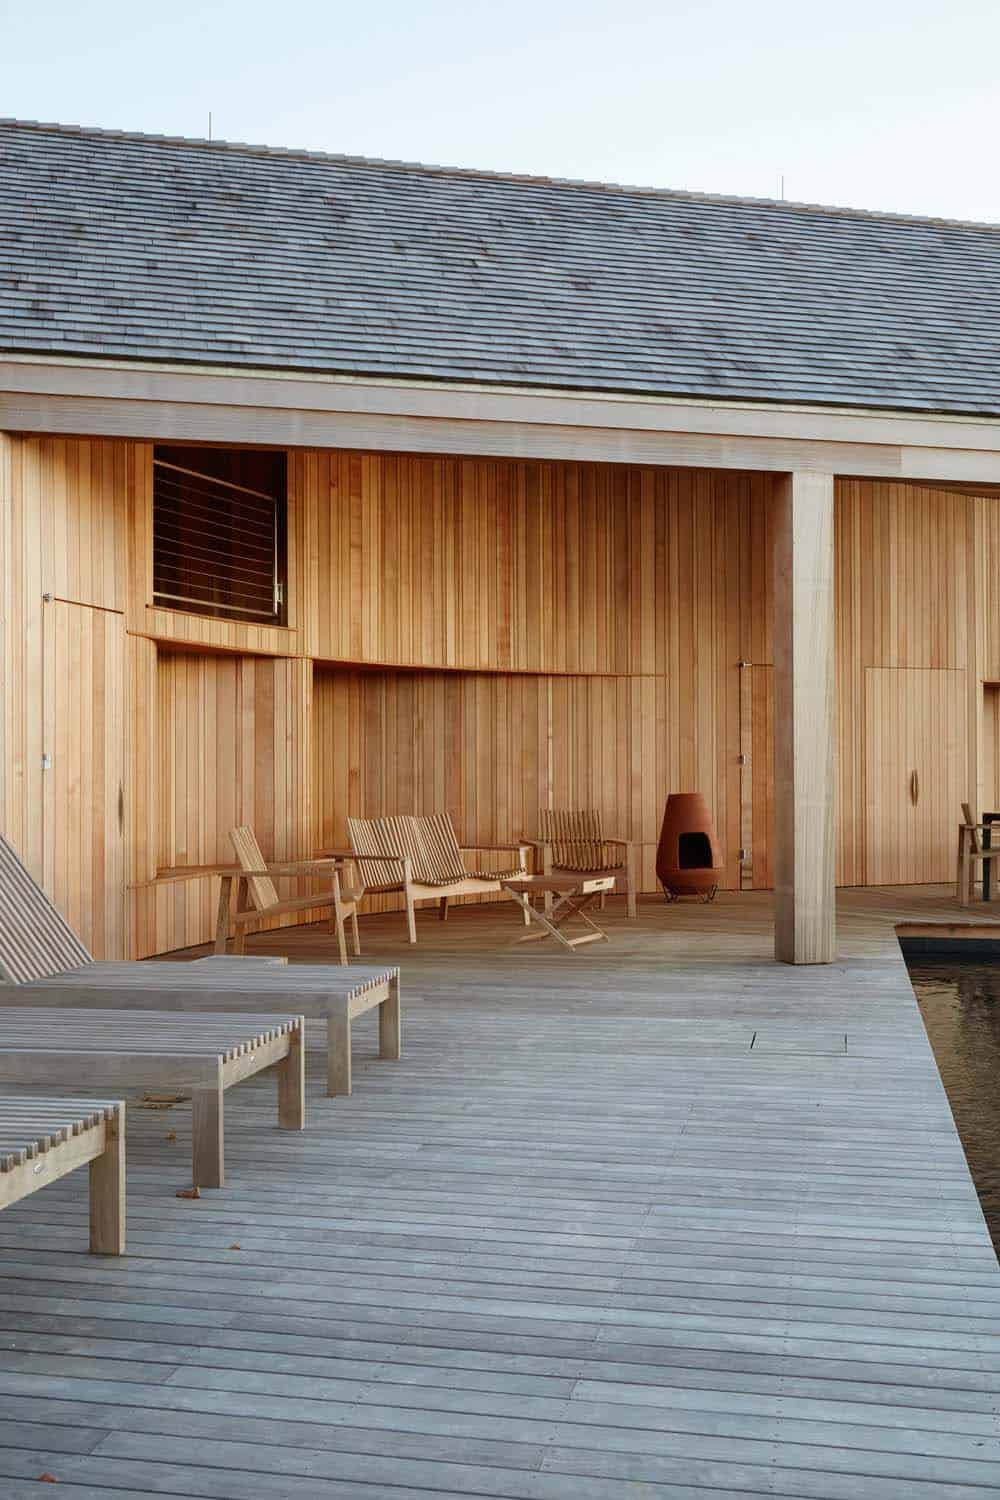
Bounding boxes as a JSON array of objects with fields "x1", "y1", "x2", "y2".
[
  {"x1": 129, "y1": 650, "x2": 313, "y2": 957},
  {"x1": 41, "y1": 600, "x2": 126, "y2": 960},
  {"x1": 863, "y1": 669, "x2": 967, "y2": 885},
  {"x1": 773, "y1": 472, "x2": 835, "y2": 963}
]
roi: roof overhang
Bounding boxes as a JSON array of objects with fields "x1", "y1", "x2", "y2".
[{"x1": 3, "y1": 353, "x2": 1000, "y2": 488}]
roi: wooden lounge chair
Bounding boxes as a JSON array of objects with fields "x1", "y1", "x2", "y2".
[
  {"x1": 522, "y1": 809, "x2": 638, "y2": 919},
  {"x1": 956, "y1": 802, "x2": 1000, "y2": 905},
  {"x1": 0, "y1": 1009, "x2": 304, "y2": 1189},
  {"x1": 341, "y1": 814, "x2": 528, "y2": 942},
  {"x1": 0, "y1": 834, "x2": 400, "y2": 1099},
  {"x1": 0, "y1": 1095, "x2": 125, "y2": 1254},
  {"x1": 217, "y1": 826, "x2": 364, "y2": 965}
]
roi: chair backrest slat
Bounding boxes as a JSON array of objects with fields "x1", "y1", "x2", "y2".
[
  {"x1": 0, "y1": 836, "x2": 93, "y2": 984},
  {"x1": 414, "y1": 814, "x2": 467, "y2": 883},
  {"x1": 229, "y1": 827, "x2": 280, "y2": 912},
  {"x1": 348, "y1": 816, "x2": 422, "y2": 889},
  {"x1": 540, "y1": 808, "x2": 606, "y2": 871},
  {"x1": 347, "y1": 814, "x2": 467, "y2": 886}
]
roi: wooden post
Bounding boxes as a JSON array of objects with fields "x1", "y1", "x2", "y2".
[{"x1": 773, "y1": 472, "x2": 835, "y2": 964}]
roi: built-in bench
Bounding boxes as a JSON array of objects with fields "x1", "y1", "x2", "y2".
[{"x1": 0, "y1": 1096, "x2": 125, "y2": 1254}]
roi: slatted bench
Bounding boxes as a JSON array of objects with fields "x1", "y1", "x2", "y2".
[
  {"x1": 0, "y1": 1011, "x2": 304, "y2": 1189},
  {"x1": 15, "y1": 963, "x2": 400, "y2": 1099},
  {"x1": 0, "y1": 1096, "x2": 124, "y2": 1254},
  {"x1": 0, "y1": 834, "x2": 400, "y2": 1102}
]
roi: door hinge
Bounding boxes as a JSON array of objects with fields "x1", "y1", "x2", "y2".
[
  {"x1": 739, "y1": 847, "x2": 749, "y2": 863},
  {"x1": 737, "y1": 752, "x2": 749, "y2": 767},
  {"x1": 41, "y1": 752, "x2": 52, "y2": 771}
]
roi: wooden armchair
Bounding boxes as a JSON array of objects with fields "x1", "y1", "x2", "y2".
[
  {"x1": 334, "y1": 814, "x2": 528, "y2": 943},
  {"x1": 216, "y1": 826, "x2": 364, "y2": 964},
  {"x1": 522, "y1": 809, "x2": 638, "y2": 919},
  {"x1": 956, "y1": 803, "x2": 1000, "y2": 906}
]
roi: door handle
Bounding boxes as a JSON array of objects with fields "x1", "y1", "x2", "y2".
[{"x1": 909, "y1": 769, "x2": 919, "y2": 806}]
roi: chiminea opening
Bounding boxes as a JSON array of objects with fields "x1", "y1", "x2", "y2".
[{"x1": 678, "y1": 831, "x2": 713, "y2": 869}]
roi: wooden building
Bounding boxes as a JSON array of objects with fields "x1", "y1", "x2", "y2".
[{"x1": 3, "y1": 120, "x2": 1000, "y2": 965}]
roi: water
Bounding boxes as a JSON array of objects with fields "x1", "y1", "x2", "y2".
[{"x1": 907, "y1": 959, "x2": 1000, "y2": 1255}]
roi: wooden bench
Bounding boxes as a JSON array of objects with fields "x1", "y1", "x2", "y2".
[
  {"x1": 11, "y1": 963, "x2": 400, "y2": 1099},
  {"x1": 339, "y1": 813, "x2": 528, "y2": 943},
  {"x1": 0, "y1": 1096, "x2": 125, "y2": 1254},
  {"x1": 0, "y1": 833, "x2": 399, "y2": 1099},
  {"x1": 0, "y1": 1010, "x2": 304, "y2": 1190}
]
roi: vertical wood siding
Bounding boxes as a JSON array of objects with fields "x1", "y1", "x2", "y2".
[{"x1": 1, "y1": 432, "x2": 996, "y2": 956}]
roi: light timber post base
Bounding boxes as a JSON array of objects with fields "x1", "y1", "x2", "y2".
[{"x1": 773, "y1": 471, "x2": 836, "y2": 965}]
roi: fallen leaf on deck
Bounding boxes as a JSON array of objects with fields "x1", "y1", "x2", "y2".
[
  {"x1": 229, "y1": 1243, "x2": 241, "y2": 1250},
  {"x1": 175, "y1": 1186, "x2": 201, "y2": 1199}
]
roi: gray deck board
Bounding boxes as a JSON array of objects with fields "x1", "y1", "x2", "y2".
[{"x1": 0, "y1": 887, "x2": 998, "y2": 1497}]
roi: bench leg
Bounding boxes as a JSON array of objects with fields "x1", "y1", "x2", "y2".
[
  {"x1": 192, "y1": 1086, "x2": 224, "y2": 1188},
  {"x1": 327, "y1": 1011, "x2": 352, "y2": 1097},
  {"x1": 405, "y1": 893, "x2": 417, "y2": 944},
  {"x1": 379, "y1": 977, "x2": 402, "y2": 1061},
  {"x1": 278, "y1": 1025, "x2": 305, "y2": 1130},
  {"x1": 439, "y1": 896, "x2": 449, "y2": 921},
  {"x1": 89, "y1": 1110, "x2": 125, "y2": 1255},
  {"x1": 351, "y1": 910, "x2": 362, "y2": 956},
  {"x1": 335, "y1": 912, "x2": 348, "y2": 966}
]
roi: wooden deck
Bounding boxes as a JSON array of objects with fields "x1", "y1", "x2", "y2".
[{"x1": 0, "y1": 887, "x2": 998, "y2": 1497}]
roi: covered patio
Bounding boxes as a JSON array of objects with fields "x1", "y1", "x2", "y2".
[{"x1": 0, "y1": 889, "x2": 996, "y2": 1497}]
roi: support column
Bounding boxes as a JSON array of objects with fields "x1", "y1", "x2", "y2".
[{"x1": 773, "y1": 471, "x2": 835, "y2": 964}]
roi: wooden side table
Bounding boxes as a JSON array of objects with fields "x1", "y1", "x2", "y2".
[{"x1": 502, "y1": 874, "x2": 617, "y2": 951}]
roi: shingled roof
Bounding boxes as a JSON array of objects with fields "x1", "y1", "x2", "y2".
[{"x1": 2, "y1": 118, "x2": 999, "y2": 417}]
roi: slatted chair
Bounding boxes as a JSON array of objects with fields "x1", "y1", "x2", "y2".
[
  {"x1": 956, "y1": 802, "x2": 1000, "y2": 906},
  {"x1": 342, "y1": 814, "x2": 528, "y2": 942},
  {"x1": 522, "y1": 809, "x2": 638, "y2": 919},
  {"x1": 219, "y1": 826, "x2": 364, "y2": 965}
]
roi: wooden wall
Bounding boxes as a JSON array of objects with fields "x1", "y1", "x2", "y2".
[{"x1": 1, "y1": 431, "x2": 997, "y2": 959}]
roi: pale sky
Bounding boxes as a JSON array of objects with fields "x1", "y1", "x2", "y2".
[{"x1": 2, "y1": 0, "x2": 999, "y2": 222}]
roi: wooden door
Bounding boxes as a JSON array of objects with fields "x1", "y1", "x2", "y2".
[
  {"x1": 864, "y1": 668, "x2": 965, "y2": 885},
  {"x1": 739, "y1": 664, "x2": 774, "y2": 889},
  {"x1": 42, "y1": 599, "x2": 126, "y2": 958}
]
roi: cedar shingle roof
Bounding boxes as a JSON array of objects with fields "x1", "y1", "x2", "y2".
[{"x1": 2, "y1": 117, "x2": 999, "y2": 416}]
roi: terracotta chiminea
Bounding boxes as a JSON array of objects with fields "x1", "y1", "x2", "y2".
[{"x1": 656, "y1": 792, "x2": 724, "y2": 902}]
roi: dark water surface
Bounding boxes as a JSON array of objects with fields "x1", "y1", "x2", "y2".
[{"x1": 907, "y1": 959, "x2": 1000, "y2": 1257}]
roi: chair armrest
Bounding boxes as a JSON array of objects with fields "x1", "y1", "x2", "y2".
[
  {"x1": 465, "y1": 843, "x2": 529, "y2": 854},
  {"x1": 318, "y1": 850, "x2": 408, "y2": 871},
  {"x1": 261, "y1": 859, "x2": 345, "y2": 877},
  {"x1": 517, "y1": 836, "x2": 550, "y2": 848}
]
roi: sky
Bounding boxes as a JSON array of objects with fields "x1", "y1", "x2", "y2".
[{"x1": 2, "y1": 0, "x2": 999, "y2": 222}]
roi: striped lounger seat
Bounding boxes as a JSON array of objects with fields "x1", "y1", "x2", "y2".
[
  {"x1": 0, "y1": 1010, "x2": 304, "y2": 1191},
  {"x1": 0, "y1": 1096, "x2": 125, "y2": 1254}
]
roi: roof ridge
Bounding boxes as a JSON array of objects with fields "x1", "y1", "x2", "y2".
[{"x1": 2, "y1": 114, "x2": 998, "y2": 234}]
